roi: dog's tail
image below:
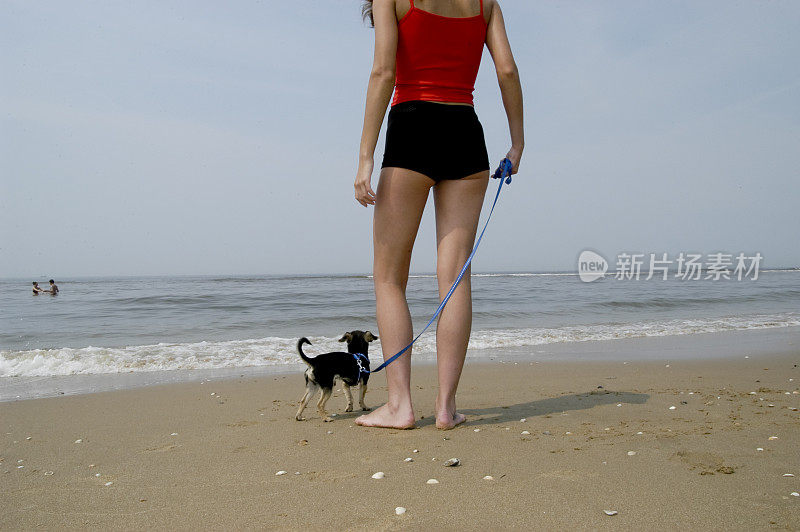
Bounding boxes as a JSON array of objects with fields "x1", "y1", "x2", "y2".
[{"x1": 297, "y1": 337, "x2": 313, "y2": 366}]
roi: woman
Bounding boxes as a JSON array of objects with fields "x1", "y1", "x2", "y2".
[{"x1": 354, "y1": 0, "x2": 524, "y2": 429}]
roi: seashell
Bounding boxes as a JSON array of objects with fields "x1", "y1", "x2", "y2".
[
  {"x1": 768, "y1": 436, "x2": 778, "y2": 440},
  {"x1": 95, "y1": 473, "x2": 101, "y2": 477},
  {"x1": 275, "y1": 471, "x2": 287, "y2": 476},
  {"x1": 483, "y1": 475, "x2": 494, "y2": 480},
  {"x1": 791, "y1": 492, "x2": 799, "y2": 497},
  {"x1": 665, "y1": 364, "x2": 670, "y2": 368},
  {"x1": 44, "y1": 471, "x2": 53, "y2": 476},
  {"x1": 768, "y1": 404, "x2": 775, "y2": 407},
  {"x1": 170, "y1": 433, "x2": 178, "y2": 436},
  {"x1": 412, "y1": 449, "x2": 419, "y2": 453},
  {"x1": 756, "y1": 448, "x2": 764, "y2": 451},
  {"x1": 636, "y1": 431, "x2": 643, "y2": 435},
  {"x1": 748, "y1": 392, "x2": 756, "y2": 395},
  {"x1": 426, "y1": 478, "x2": 439, "y2": 484},
  {"x1": 404, "y1": 458, "x2": 413, "y2": 462},
  {"x1": 371, "y1": 472, "x2": 385, "y2": 479},
  {"x1": 473, "y1": 429, "x2": 480, "y2": 432},
  {"x1": 668, "y1": 406, "x2": 676, "y2": 410},
  {"x1": 604, "y1": 510, "x2": 618, "y2": 516},
  {"x1": 74, "y1": 439, "x2": 82, "y2": 444},
  {"x1": 17, "y1": 465, "x2": 24, "y2": 469},
  {"x1": 326, "y1": 431, "x2": 333, "y2": 434},
  {"x1": 565, "y1": 432, "x2": 572, "y2": 435},
  {"x1": 295, "y1": 472, "x2": 300, "y2": 475},
  {"x1": 395, "y1": 507, "x2": 407, "y2": 515},
  {"x1": 17, "y1": 460, "x2": 23, "y2": 463},
  {"x1": 616, "y1": 404, "x2": 622, "y2": 407},
  {"x1": 443, "y1": 458, "x2": 460, "y2": 467},
  {"x1": 299, "y1": 440, "x2": 308, "y2": 446},
  {"x1": 210, "y1": 393, "x2": 215, "y2": 396},
  {"x1": 783, "y1": 473, "x2": 794, "y2": 477},
  {"x1": 26, "y1": 437, "x2": 32, "y2": 440},
  {"x1": 104, "y1": 481, "x2": 113, "y2": 486},
  {"x1": 520, "y1": 418, "x2": 527, "y2": 422},
  {"x1": 627, "y1": 451, "x2": 636, "y2": 456},
  {"x1": 521, "y1": 431, "x2": 530, "y2": 435}
]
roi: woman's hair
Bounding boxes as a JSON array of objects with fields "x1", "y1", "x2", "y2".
[{"x1": 361, "y1": 0, "x2": 374, "y2": 27}]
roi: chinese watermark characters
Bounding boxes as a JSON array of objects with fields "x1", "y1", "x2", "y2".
[{"x1": 577, "y1": 250, "x2": 762, "y2": 283}]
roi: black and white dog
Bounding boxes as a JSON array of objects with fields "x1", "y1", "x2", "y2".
[{"x1": 295, "y1": 330, "x2": 378, "y2": 422}]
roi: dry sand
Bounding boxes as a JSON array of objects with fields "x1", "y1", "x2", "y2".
[{"x1": 2, "y1": 348, "x2": 799, "y2": 529}]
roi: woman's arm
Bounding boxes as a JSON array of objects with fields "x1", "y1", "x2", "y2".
[
  {"x1": 485, "y1": 0, "x2": 524, "y2": 174},
  {"x1": 354, "y1": 0, "x2": 398, "y2": 207}
]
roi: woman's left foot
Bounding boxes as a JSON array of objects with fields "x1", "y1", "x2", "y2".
[{"x1": 355, "y1": 402, "x2": 416, "y2": 429}]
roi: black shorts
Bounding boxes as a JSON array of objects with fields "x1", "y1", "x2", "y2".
[{"x1": 381, "y1": 100, "x2": 491, "y2": 182}]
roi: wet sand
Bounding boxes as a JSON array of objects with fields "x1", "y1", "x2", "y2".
[{"x1": 2, "y1": 339, "x2": 799, "y2": 529}]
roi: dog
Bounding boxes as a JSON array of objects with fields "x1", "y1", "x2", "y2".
[{"x1": 295, "y1": 330, "x2": 378, "y2": 422}]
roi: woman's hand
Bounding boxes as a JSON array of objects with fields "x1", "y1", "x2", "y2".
[
  {"x1": 506, "y1": 145, "x2": 523, "y2": 175},
  {"x1": 354, "y1": 159, "x2": 377, "y2": 207}
]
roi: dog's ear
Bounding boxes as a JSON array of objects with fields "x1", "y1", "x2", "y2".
[
  {"x1": 365, "y1": 331, "x2": 378, "y2": 342},
  {"x1": 339, "y1": 332, "x2": 352, "y2": 343}
]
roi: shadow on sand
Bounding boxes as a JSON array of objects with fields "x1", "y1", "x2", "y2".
[{"x1": 414, "y1": 389, "x2": 650, "y2": 428}]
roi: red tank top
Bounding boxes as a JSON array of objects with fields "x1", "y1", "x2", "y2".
[{"x1": 392, "y1": 0, "x2": 488, "y2": 107}]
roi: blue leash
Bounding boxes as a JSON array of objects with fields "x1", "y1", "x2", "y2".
[{"x1": 354, "y1": 158, "x2": 514, "y2": 377}]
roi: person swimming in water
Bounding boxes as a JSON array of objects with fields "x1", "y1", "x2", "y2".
[
  {"x1": 46, "y1": 279, "x2": 59, "y2": 295},
  {"x1": 32, "y1": 281, "x2": 44, "y2": 295}
]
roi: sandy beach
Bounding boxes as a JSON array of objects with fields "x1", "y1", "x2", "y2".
[{"x1": 2, "y1": 332, "x2": 799, "y2": 530}]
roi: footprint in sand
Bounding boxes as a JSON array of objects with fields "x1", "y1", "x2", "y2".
[
  {"x1": 673, "y1": 450, "x2": 735, "y2": 475},
  {"x1": 140, "y1": 443, "x2": 180, "y2": 453}
]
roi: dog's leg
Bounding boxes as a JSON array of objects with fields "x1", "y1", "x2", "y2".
[
  {"x1": 317, "y1": 388, "x2": 334, "y2": 422},
  {"x1": 295, "y1": 382, "x2": 317, "y2": 421},
  {"x1": 343, "y1": 383, "x2": 354, "y2": 412},
  {"x1": 358, "y1": 381, "x2": 370, "y2": 411}
]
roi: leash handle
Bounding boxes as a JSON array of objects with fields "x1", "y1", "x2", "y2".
[
  {"x1": 493, "y1": 157, "x2": 513, "y2": 184},
  {"x1": 364, "y1": 159, "x2": 513, "y2": 375}
]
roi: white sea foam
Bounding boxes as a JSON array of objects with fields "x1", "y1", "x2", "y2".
[{"x1": 1, "y1": 314, "x2": 797, "y2": 377}]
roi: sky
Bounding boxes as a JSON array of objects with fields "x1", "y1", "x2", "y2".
[{"x1": 2, "y1": 0, "x2": 799, "y2": 278}]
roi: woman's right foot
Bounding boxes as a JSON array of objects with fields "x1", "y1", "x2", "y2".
[
  {"x1": 435, "y1": 411, "x2": 466, "y2": 430},
  {"x1": 435, "y1": 396, "x2": 467, "y2": 430},
  {"x1": 355, "y1": 402, "x2": 416, "y2": 429}
]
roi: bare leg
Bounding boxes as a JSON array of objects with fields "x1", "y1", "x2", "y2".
[
  {"x1": 432, "y1": 171, "x2": 489, "y2": 429},
  {"x1": 355, "y1": 167, "x2": 433, "y2": 429}
]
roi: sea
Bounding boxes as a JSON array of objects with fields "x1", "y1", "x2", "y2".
[{"x1": 2, "y1": 271, "x2": 799, "y2": 400}]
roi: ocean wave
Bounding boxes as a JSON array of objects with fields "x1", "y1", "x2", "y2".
[{"x1": 1, "y1": 313, "x2": 798, "y2": 378}]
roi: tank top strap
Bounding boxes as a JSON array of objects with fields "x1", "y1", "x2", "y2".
[
  {"x1": 409, "y1": 0, "x2": 415, "y2": 8},
  {"x1": 479, "y1": 0, "x2": 484, "y2": 17}
]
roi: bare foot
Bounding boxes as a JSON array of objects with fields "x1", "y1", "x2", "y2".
[
  {"x1": 436, "y1": 411, "x2": 466, "y2": 430},
  {"x1": 435, "y1": 397, "x2": 467, "y2": 430},
  {"x1": 355, "y1": 403, "x2": 415, "y2": 429}
]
